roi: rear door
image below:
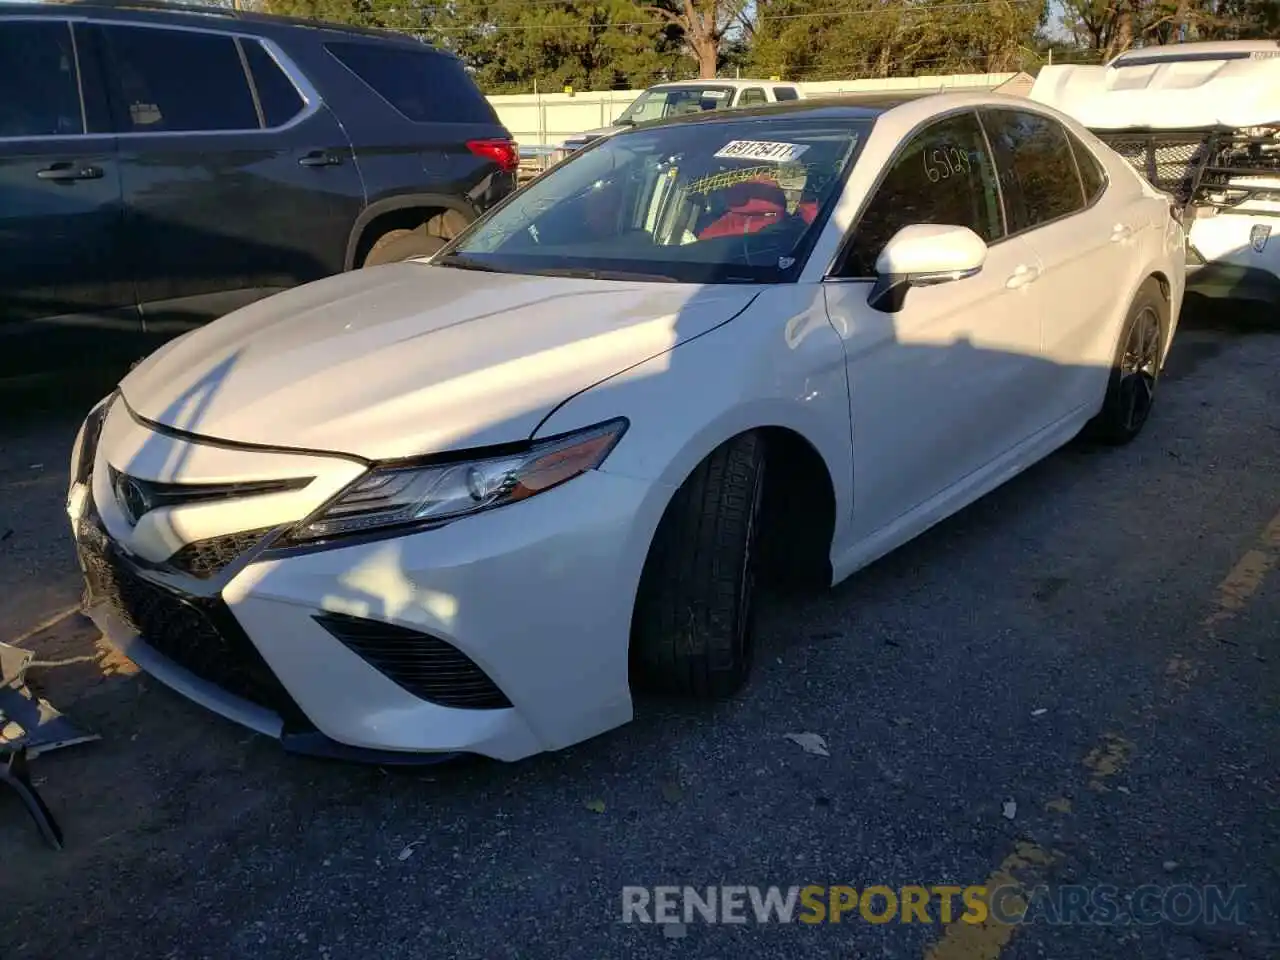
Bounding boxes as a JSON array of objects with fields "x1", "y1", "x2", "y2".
[
  {"x1": 980, "y1": 108, "x2": 1125, "y2": 419},
  {"x1": 316, "y1": 40, "x2": 518, "y2": 213},
  {"x1": 90, "y1": 21, "x2": 365, "y2": 336},
  {"x1": 0, "y1": 16, "x2": 133, "y2": 377}
]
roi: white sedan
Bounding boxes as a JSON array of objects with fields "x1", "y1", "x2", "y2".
[{"x1": 67, "y1": 92, "x2": 1186, "y2": 763}]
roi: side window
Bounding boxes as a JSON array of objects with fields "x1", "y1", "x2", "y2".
[
  {"x1": 1068, "y1": 130, "x2": 1107, "y2": 204},
  {"x1": 773, "y1": 86, "x2": 800, "y2": 102},
  {"x1": 241, "y1": 40, "x2": 305, "y2": 128},
  {"x1": 98, "y1": 25, "x2": 259, "y2": 132},
  {"x1": 0, "y1": 20, "x2": 84, "y2": 138},
  {"x1": 737, "y1": 87, "x2": 768, "y2": 107},
  {"x1": 980, "y1": 110, "x2": 1086, "y2": 232},
  {"x1": 325, "y1": 42, "x2": 499, "y2": 124},
  {"x1": 838, "y1": 112, "x2": 1004, "y2": 279}
]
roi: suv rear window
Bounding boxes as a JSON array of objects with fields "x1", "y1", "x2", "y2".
[{"x1": 325, "y1": 42, "x2": 498, "y2": 124}]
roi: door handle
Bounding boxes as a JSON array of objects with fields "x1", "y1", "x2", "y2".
[
  {"x1": 1005, "y1": 264, "x2": 1041, "y2": 290},
  {"x1": 298, "y1": 151, "x2": 342, "y2": 167},
  {"x1": 36, "y1": 163, "x2": 103, "y2": 182},
  {"x1": 1110, "y1": 223, "x2": 1133, "y2": 242}
]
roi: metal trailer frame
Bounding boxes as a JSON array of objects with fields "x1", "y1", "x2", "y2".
[{"x1": 1093, "y1": 125, "x2": 1280, "y2": 212}]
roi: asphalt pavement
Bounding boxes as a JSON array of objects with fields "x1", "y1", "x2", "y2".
[{"x1": 1, "y1": 306, "x2": 1277, "y2": 960}]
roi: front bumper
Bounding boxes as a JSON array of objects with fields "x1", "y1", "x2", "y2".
[{"x1": 69, "y1": 399, "x2": 656, "y2": 762}]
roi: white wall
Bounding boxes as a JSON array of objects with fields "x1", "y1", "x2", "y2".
[{"x1": 490, "y1": 74, "x2": 1019, "y2": 148}]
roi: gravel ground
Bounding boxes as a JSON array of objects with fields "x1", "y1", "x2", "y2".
[{"x1": 1, "y1": 304, "x2": 1277, "y2": 960}]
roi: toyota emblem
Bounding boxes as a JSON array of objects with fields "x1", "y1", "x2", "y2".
[{"x1": 114, "y1": 472, "x2": 150, "y2": 525}]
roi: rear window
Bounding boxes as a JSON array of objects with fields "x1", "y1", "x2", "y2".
[
  {"x1": 242, "y1": 40, "x2": 305, "y2": 128},
  {"x1": 773, "y1": 87, "x2": 800, "y2": 102},
  {"x1": 325, "y1": 41, "x2": 498, "y2": 124},
  {"x1": 1068, "y1": 131, "x2": 1107, "y2": 204}
]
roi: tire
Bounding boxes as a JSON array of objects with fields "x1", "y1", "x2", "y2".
[
  {"x1": 361, "y1": 209, "x2": 472, "y2": 267},
  {"x1": 1085, "y1": 278, "x2": 1168, "y2": 445},
  {"x1": 363, "y1": 230, "x2": 447, "y2": 266},
  {"x1": 630, "y1": 433, "x2": 766, "y2": 699}
]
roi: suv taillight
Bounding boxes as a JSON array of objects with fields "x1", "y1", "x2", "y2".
[{"x1": 467, "y1": 138, "x2": 520, "y2": 174}]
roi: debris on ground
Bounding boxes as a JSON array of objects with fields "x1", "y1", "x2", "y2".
[
  {"x1": 1002, "y1": 798, "x2": 1018, "y2": 820},
  {"x1": 783, "y1": 732, "x2": 830, "y2": 757},
  {"x1": 584, "y1": 798, "x2": 606, "y2": 814},
  {"x1": 1, "y1": 639, "x2": 101, "y2": 850}
]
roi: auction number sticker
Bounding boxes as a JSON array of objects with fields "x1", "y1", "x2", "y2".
[{"x1": 714, "y1": 140, "x2": 811, "y2": 163}]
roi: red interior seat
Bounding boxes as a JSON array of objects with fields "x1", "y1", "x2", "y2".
[{"x1": 698, "y1": 179, "x2": 790, "y2": 239}]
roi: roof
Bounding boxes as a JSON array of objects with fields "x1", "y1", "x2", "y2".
[
  {"x1": 634, "y1": 90, "x2": 1023, "y2": 130},
  {"x1": 648, "y1": 78, "x2": 802, "y2": 90},
  {"x1": 0, "y1": 0, "x2": 431, "y2": 45},
  {"x1": 1109, "y1": 40, "x2": 1280, "y2": 67}
]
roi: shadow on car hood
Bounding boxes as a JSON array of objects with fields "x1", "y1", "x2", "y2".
[{"x1": 120, "y1": 262, "x2": 760, "y2": 461}]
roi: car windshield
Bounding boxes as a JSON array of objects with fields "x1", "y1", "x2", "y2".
[
  {"x1": 441, "y1": 117, "x2": 870, "y2": 284},
  {"x1": 615, "y1": 85, "x2": 737, "y2": 125}
]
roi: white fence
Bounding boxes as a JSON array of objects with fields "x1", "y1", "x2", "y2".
[{"x1": 489, "y1": 73, "x2": 1023, "y2": 150}]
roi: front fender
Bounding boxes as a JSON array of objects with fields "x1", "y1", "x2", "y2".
[{"x1": 533, "y1": 285, "x2": 854, "y2": 564}]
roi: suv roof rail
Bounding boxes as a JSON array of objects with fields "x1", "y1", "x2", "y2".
[{"x1": 16, "y1": 0, "x2": 431, "y2": 43}]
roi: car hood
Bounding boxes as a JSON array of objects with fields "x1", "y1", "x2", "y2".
[
  {"x1": 120, "y1": 263, "x2": 760, "y2": 461},
  {"x1": 565, "y1": 125, "x2": 623, "y2": 145}
]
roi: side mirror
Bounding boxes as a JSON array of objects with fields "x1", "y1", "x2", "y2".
[{"x1": 868, "y1": 224, "x2": 987, "y2": 313}]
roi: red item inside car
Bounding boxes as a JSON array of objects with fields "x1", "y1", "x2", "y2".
[{"x1": 698, "y1": 179, "x2": 790, "y2": 239}]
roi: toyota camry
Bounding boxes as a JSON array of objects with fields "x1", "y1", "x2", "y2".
[{"x1": 67, "y1": 93, "x2": 1186, "y2": 762}]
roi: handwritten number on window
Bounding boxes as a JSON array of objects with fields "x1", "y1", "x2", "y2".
[{"x1": 923, "y1": 143, "x2": 973, "y2": 183}]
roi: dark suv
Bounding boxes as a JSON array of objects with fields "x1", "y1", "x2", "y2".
[{"x1": 0, "y1": 0, "x2": 518, "y2": 380}]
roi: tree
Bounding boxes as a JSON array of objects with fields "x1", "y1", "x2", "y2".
[
  {"x1": 262, "y1": 0, "x2": 440, "y2": 34},
  {"x1": 750, "y1": 0, "x2": 1049, "y2": 82},
  {"x1": 1059, "y1": 0, "x2": 1279, "y2": 60},
  {"x1": 641, "y1": 0, "x2": 751, "y2": 78},
  {"x1": 440, "y1": 0, "x2": 687, "y2": 92}
]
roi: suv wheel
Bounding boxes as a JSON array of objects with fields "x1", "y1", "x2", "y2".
[{"x1": 362, "y1": 209, "x2": 470, "y2": 267}]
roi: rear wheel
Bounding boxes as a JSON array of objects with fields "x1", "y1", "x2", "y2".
[
  {"x1": 1086, "y1": 279, "x2": 1167, "y2": 445},
  {"x1": 361, "y1": 209, "x2": 471, "y2": 267},
  {"x1": 630, "y1": 433, "x2": 766, "y2": 699}
]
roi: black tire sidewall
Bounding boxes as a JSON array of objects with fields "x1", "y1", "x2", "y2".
[{"x1": 1091, "y1": 280, "x2": 1168, "y2": 444}]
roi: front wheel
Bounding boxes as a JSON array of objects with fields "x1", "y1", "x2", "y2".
[
  {"x1": 630, "y1": 433, "x2": 766, "y2": 699},
  {"x1": 1085, "y1": 279, "x2": 1167, "y2": 445}
]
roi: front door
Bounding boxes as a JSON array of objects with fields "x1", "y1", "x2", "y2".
[
  {"x1": 87, "y1": 21, "x2": 365, "y2": 336},
  {"x1": 823, "y1": 110, "x2": 1048, "y2": 541},
  {"x1": 0, "y1": 18, "x2": 133, "y2": 378}
]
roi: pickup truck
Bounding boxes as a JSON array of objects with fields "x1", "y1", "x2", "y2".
[{"x1": 555, "y1": 79, "x2": 804, "y2": 157}]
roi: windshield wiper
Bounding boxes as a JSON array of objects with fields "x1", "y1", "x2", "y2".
[
  {"x1": 527, "y1": 266, "x2": 680, "y2": 283},
  {"x1": 434, "y1": 253, "x2": 510, "y2": 273}
]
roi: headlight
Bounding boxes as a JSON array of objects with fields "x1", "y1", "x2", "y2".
[
  {"x1": 284, "y1": 418, "x2": 627, "y2": 543},
  {"x1": 70, "y1": 392, "x2": 115, "y2": 487}
]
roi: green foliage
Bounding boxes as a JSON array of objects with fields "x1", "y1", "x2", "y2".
[
  {"x1": 262, "y1": 0, "x2": 440, "y2": 34},
  {"x1": 749, "y1": 0, "x2": 1050, "y2": 80},
  {"x1": 256, "y1": 0, "x2": 1277, "y2": 93},
  {"x1": 437, "y1": 0, "x2": 688, "y2": 92},
  {"x1": 1059, "y1": 0, "x2": 1279, "y2": 58}
]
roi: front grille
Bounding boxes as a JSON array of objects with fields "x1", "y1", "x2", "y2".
[
  {"x1": 314, "y1": 612, "x2": 512, "y2": 710},
  {"x1": 77, "y1": 503, "x2": 308, "y2": 724},
  {"x1": 167, "y1": 528, "x2": 274, "y2": 579}
]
